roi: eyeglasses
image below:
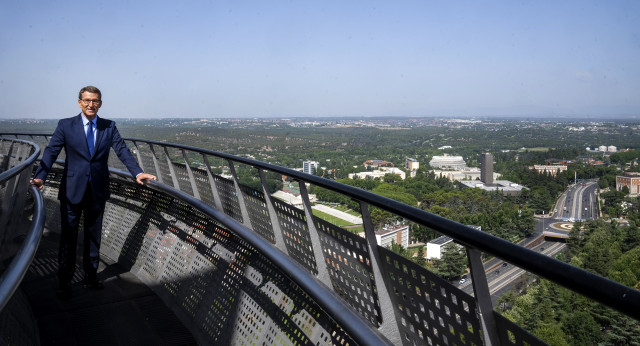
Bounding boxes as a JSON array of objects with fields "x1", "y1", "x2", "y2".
[{"x1": 80, "y1": 99, "x2": 102, "y2": 105}]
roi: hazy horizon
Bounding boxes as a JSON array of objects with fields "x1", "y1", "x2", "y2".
[
  {"x1": 3, "y1": 114, "x2": 640, "y2": 122},
  {"x1": 2, "y1": 1, "x2": 639, "y2": 119}
]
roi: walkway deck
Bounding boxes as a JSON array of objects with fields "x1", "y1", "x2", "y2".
[{"x1": 20, "y1": 228, "x2": 196, "y2": 346}]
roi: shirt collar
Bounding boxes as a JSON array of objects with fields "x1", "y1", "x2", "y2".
[{"x1": 81, "y1": 114, "x2": 98, "y2": 127}]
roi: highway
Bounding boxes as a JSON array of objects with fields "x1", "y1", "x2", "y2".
[
  {"x1": 458, "y1": 241, "x2": 566, "y2": 300},
  {"x1": 554, "y1": 179, "x2": 599, "y2": 222},
  {"x1": 458, "y1": 179, "x2": 600, "y2": 301}
]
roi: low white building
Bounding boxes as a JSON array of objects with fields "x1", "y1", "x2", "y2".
[
  {"x1": 426, "y1": 226, "x2": 481, "y2": 259},
  {"x1": 531, "y1": 165, "x2": 567, "y2": 177},
  {"x1": 375, "y1": 224, "x2": 409, "y2": 249},
  {"x1": 459, "y1": 180, "x2": 524, "y2": 196},
  {"x1": 426, "y1": 236, "x2": 454, "y2": 259},
  {"x1": 349, "y1": 167, "x2": 406, "y2": 180},
  {"x1": 429, "y1": 155, "x2": 467, "y2": 170},
  {"x1": 431, "y1": 168, "x2": 501, "y2": 182}
]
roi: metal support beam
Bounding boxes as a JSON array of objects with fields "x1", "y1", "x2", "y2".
[
  {"x1": 202, "y1": 154, "x2": 224, "y2": 212},
  {"x1": 181, "y1": 149, "x2": 200, "y2": 200},
  {"x1": 359, "y1": 201, "x2": 402, "y2": 345},
  {"x1": 227, "y1": 161, "x2": 252, "y2": 229},
  {"x1": 163, "y1": 146, "x2": 180, "y2": 190},
  {"x1": 148, "y1": 144, "x2": 164, "y2": 184},
  {"x1": 467, "y1": 247, "x2": 499, "y2": 346},
  {"x1": 131, "y1": 140, "x2": 145, "y2": 172},
  {"x1": 297, "y1": 181, "x2": 332, "y2": 285},
  {"x1": 258, "y1": 168, "x2": 288, "y2": 254}
]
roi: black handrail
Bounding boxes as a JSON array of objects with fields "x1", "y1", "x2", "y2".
[
  {"x1": 0, "y1": 186, "x2": 46, "y2": 312},
  {"x1": 109, "y1": 168, "x2": 393, "y2": 346},
  {"x1": 0, "y1": 138, "x2": 41, "y2": 181},
  {"x1": 0, "y1": 137, "x2": 45, "y2": 312}
]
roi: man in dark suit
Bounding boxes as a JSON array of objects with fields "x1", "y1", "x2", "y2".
[{"x1": 31, "y1": 86, "x2": 156, "y2": 299}]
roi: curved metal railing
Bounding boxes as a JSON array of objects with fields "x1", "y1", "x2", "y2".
[
  {"x1": 120, "y1": 137, "x2": 640, "y2": 320},
  {"x1": 0, "y1": 138, "x2": 45, "y2": 311},
  {"x1": 2, "y1": 132, "x2": 639, "y2": 345},
  {"x1": 140, "y1": 172, "x2": 391, "y2": 345},
  {"x1": 0, "y1": 138, "x2": 46, "y2": 345}
]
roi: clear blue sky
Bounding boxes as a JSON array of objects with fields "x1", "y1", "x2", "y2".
[{"x1": 1, "y1": 1, "x2": 639, "y2": 119}]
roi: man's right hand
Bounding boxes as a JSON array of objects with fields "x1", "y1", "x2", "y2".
[{"x1": 30, "y1": 178, "x2": 44, "y2": 190}]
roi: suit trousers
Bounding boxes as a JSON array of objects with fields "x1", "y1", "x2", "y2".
[{"x1": 58, "y1": 182, "x2": 106, "y2": 284}]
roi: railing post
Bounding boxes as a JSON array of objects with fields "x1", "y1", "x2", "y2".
[
  {"x1": 130, "y1": 140, "x2": 145, "y2": 172},
  {"x1": 202, "y1": 154, "x2": 225, "y2": 212},
  {"x1": 297, "y1": 181, "x2": 332, "y2": 284},
  {"x1": 163, "y1": 146, "x2": 181, "y2": 190},
  {"x1": 359, "y1": 201, "x2": 402, "y2": 345},
  {"x1": 467, "y1": 247, "x2": 499, "y2": 346},
  {"x1": 181, "y1": 149, "x2": 200, "y2": 200},
  {"x1": 148, "y1": 144, "x2": 164, "y2": 184},
  {"x1": 258, "y1": 168, "x2": 288, "y2": 254},
  {"x1": 226, "y1": 160, "x2": 253, "y2": 229}
]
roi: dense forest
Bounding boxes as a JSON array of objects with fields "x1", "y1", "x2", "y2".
[{"x1": 498, "y1": 214, "x2": 640, "y2": 345}]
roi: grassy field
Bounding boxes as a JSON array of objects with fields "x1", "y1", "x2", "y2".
[
  {"x1": 331, "y1": 205, "x2": 362, "y2": 217},
  {"x1": 312, "y1": 208, "x2": 363, "y2": 234},
  {"x1": 312, "y1": 209, "x2": 354, "y2": 227}
]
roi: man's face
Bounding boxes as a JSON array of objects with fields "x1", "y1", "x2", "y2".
[{"x1": 78, "y1": 91, "x2": 102, "y2": 120}]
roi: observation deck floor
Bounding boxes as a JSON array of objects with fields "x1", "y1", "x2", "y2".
[{"x1": 20, "y1": 228, "x2": 196, "y2": 346}]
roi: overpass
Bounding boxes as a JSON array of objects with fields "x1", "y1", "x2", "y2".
[
  {"x1": 543, "y1": 231, "x2": 569, "y2": 240},
  {"x1": 1, "y1": 134, "x2": 639, "y2": 345}
]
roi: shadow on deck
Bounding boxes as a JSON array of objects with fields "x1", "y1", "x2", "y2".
[{"x1": 22, "y1": 227, "x2": 195, "y2": 346}]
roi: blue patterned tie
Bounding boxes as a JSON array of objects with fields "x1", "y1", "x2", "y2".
[{"x1": 86, "y1": 121, "x2": 94, "y2": 156}]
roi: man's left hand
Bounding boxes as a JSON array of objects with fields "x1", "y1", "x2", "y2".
[{"x1": 136, "y1": 172, "x2": 157, "y2": 185}]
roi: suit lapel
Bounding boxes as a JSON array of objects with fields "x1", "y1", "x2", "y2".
[{"x1": 94, "y1": 117, "x2": 105, "y2": 158}]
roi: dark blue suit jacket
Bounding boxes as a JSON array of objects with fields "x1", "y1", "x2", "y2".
[{"x1": 34, "y1": 114, "x2": 143, "y2": 204}]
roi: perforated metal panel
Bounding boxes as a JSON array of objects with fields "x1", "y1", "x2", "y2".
[
  {"x1": 494, "y1": 313, "x2": 545, "y2": 345},
  {"x1": 379, "y1": 247, "x2": 484, "y2": 345},
  {"x1": 129, "y1": 141, "x2": 157, "y2": 177},
  {"x1": 212, "y1": 175, "x2": 243, "y2": 223},
  {"x1": 171, "y1": 162, "x2": 195, "y2": 196},
  {"x1": 238, "y1": 184, "x2": 275, "y2": 243},
  {"x1": 314, "y1": 217, "x2": 383, "y2": 327},
  {"x1": 271, "y1": 198, "x2": 318, "y2": 275},
  {"x1": 97, "y1": 178, "x2": 358, "y2": 345},
  {"x1": 192, "y1": 166, "x2": 217, "y2": 207}
]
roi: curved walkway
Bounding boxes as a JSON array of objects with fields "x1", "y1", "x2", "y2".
[{"x1": 21, "y1": 228, "x2": 195, "y2": 346}]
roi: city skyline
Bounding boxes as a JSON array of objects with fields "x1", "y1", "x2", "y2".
[{"x1": 2, "y1": 1, "x2": 639, "y2": 119}]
